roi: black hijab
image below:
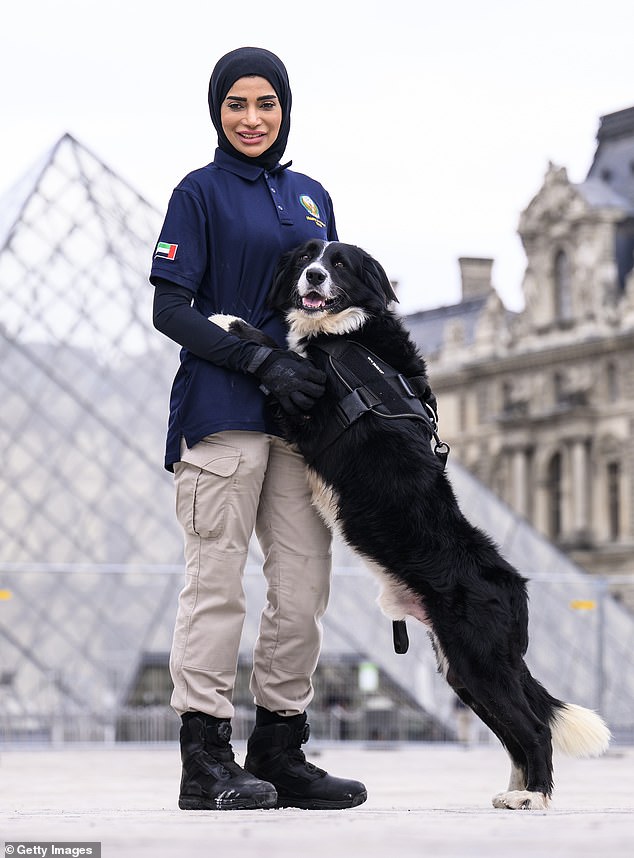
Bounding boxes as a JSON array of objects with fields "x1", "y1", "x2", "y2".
[{"x1": 208, "y1": 46, "x2": 292, "y2": 171}]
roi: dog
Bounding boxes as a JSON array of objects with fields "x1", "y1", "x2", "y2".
[{"x1": 212, "y1": 239, "x2": 610, "y2": 809}]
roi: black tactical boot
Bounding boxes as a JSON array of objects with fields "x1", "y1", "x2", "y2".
[
  {"x1": 245, "y1": 708, "x2": 367, "y2": 810},
  {"x1": 178, "y1": 712, "x2": 277, "y2": 810}
]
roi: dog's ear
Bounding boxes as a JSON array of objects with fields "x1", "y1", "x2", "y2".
[
  {"x1": 268, "y1": 250, "x2": 296, "y2": 310},
  {"x1": 361, "y1": 253, "x2": 399, "y2": 307}
]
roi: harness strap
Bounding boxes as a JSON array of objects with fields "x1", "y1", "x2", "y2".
[
  {"x1": 401, "y1": 374, "x2": 429, "y2": 399},
  {"x1": 406, "y1": 374, "x2": 437, "y2": 414},
  {"x1": 306, "y1": 339, "x2": 450, "y2": 467}
]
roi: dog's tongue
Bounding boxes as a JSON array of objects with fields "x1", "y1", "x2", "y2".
[{"x1": 302, "y1": 293, "x2": 325, "y2": 309}]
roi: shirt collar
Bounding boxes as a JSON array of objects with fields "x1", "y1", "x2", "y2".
[{"x1": 213, "y1": 148, "x2": 292, "y2": 180}]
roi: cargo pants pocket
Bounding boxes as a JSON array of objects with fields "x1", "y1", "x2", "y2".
[{"x1": 174, "y1": 439, "x2": 241, "y2": 540}]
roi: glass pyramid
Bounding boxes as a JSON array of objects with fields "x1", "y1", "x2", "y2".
[{"x1": 0, "y1": 134, "x2": 189, "y2": 736}]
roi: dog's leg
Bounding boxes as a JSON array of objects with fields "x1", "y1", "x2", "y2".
[
  {"x1": 445, "y1": 667, "x2": 529, "y2": 796},
  {"x1": 490, "y1": 672, "x2": 608, "y2": 808},
  {"x1": 506, "y1": 758, "x2": 528, "y2": 792},
  {"x1": 305, "y1": 469, "x2": 341, "y2": 530},
  {"x1": 428, "y1": 631, "x2": 450, "y2": 679},
  {"x1": 438, "y1": 638, "x2": 552, "y2": 810},
  {"x1": 468, "y1": 676, "x2": 551, "y2": 809},
  {"x1": 209, "y1": 314, "x2": 279, "y2": 349},
  {"x1": 461, "y1": 694, "x2": 529, "y2": 797}
]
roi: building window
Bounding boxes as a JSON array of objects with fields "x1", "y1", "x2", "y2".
[
  {"x1": 458, "y1": 393, "x2": 467, "y2": 432},
  {"x1": 502, "y1": 381, "x2": 513, "y2": 413},
  {"x1": 554, "y1": 250, "x2": 572, "y2": 322},
  {"x1": 476, "y1": 384, "x2": 489, "y2": 425},
  {"x1": 607, "y1": 461, "x2": 621, "y2": 541},
  {"x1": 547, "y1": 452, "x2": 563, "y2": 540},
  {"x1": 491, "y1": 453, "x2": 509, "y2": 503},
  {"x1": 553, "y1": 371, "x2": 565, "y2": 405},
  {"x1": 606, "y1": 361, "x2": 620, "y2": 402}
]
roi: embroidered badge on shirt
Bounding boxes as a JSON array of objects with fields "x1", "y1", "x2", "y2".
[
  {"x1": 155, "y1": 241, "x2": 178, "y2": 260},
  {"x1": 299, "y1": 194, "x2": 326, "y2": 229}
]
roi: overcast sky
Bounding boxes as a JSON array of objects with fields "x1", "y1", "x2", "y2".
[{"x1": 2, "y1": 0, "x2": 633, "y2": 314}]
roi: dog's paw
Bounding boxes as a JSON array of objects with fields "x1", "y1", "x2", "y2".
[
  {"x1": 208, "y1": 313, "x2": 245, "y2": 332},
  {"x1": 208, "y1": 314, "x2": 277, "y2": 348},
  {"x1": 492, "y1": 790, "x2": 549, "y2": 810}
]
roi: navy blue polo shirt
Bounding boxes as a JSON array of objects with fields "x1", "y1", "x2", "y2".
[{"x1": 150, "y1": 148, "x2": 338, "y2": 470}]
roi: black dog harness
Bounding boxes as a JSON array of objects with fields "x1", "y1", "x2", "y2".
[
  {"x1": 308, "y1": 339, "x2": 450, "y2": 658},
  {"x1": 308, "y1": 339, "x2": 449, "y2": 468}
]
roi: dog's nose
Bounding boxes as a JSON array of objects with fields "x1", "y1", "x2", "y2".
[{"x1": 306, "y1": 268, "x2": 326, "y2": 286}]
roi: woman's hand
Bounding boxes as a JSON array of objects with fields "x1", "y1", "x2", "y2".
[{"x1": 251, "y1": 349, "x2": 326, "y2": 415}]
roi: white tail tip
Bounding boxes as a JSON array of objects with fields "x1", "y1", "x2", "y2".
[{"x1": 552, "y1": 703, "x2": 611, "y2": 757}]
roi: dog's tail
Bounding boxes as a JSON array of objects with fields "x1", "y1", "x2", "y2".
[
  {"x1": 550, "y1": 703, "x2": 611, "y2": 757},
  {"x1": 521, "y1": 671, "x2": 611, "y2": 757}
]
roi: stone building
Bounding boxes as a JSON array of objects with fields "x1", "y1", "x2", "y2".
[{"x1": 407, "y1": 106, "x2": 634, "y2": 602}]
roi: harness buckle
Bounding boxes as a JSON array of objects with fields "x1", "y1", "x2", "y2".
[{"x1": 336, "y1": 387, "x2": 381, "y2": 427}]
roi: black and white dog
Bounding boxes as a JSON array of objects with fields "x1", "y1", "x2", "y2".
[{"x1": 213, "y1": 239, "x2": 610, "y2": 810}]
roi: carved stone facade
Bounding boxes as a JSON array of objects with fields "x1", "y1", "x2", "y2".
[{"x1": 406, "y1": 107, "x2": 634, "y2": 604}]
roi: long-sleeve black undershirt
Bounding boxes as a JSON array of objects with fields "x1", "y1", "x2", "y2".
[{"x1": 152, "y1": 279, "x2": 265, "y2": 373}]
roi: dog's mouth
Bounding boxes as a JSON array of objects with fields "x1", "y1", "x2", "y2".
[{"x1": 299, "y1": 291, "x2": 339, "y2": 313}]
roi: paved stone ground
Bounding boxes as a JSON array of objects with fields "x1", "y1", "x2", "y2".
[{"x1": 1, "y1": 743, "x2": 633, "y2": 857}]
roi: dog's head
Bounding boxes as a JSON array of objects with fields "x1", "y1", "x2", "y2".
[{"x1": 269, "y1": 240, "x2": 398, "y2": 338}]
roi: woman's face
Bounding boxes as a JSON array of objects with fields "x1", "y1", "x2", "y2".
[{"x1": 221, "y1": 76, "x2": 282, "y2": 159}]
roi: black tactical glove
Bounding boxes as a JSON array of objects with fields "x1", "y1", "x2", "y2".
[{"x1": 247, "y1": 347, "x2": 326, "y2": 415}]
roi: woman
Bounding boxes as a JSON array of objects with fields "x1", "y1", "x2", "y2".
[{"x1": 151, "y1": 46, "x2": 367, "y2": 811}]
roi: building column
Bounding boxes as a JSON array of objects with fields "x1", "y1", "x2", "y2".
[
  {"x1": 511, "y1": 448, "x2": 529, "y2": 518},
  {"x1": 570, "y1": 438, "x2": 591, "y2": 544}
]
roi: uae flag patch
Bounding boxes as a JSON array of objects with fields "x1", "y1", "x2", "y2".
[{"x1": 155, "y1": 241, "x2": 178, "y2": 260}]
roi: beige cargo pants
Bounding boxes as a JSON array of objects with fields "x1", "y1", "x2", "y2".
[{"x1": 169, "y1": 431, "x2": 332, "y2": 719}]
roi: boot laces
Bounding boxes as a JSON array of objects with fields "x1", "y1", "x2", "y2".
[
  {"x1": 289, "y1": 722, "x2": 325, "y2": 775},
  {"x1": 205, "y1": 721, "x2": 241, "y2": 774},
  {"x1": 288, "y1": 748, "x2": 324, "y2": 774}
]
